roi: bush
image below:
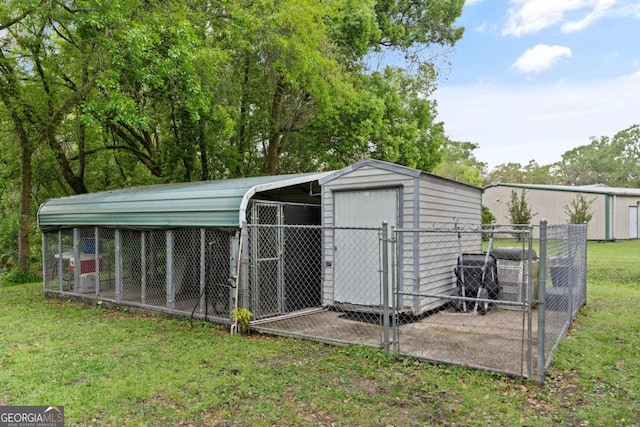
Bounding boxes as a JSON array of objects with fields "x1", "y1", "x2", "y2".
[
  {"x1": 481, "y1": 205, "x2": 496, "y2": 240},
  {"x1": 1, "y1": 269, "x2": 42, "y2": 287},
  {"x1": 506, "y1": 189, "x2": 536, "y2": 240},
  {"x1": 564, "y1": 194, "x2": 595, "y2": 224}
]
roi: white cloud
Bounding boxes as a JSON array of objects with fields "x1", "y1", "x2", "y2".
[
  {"x1": 434, "y1": 76, "x2": 640, "y2": 169},
  {"x1": 562, "y1": 0, "x2": 616, "y2": 31},
  {"x1": 503, "y1": 0, "x2": 617, "y2": 37},
  {"x1": 465, "y1": 0, "x2": 486, "y2": 5},
  {"x1": 512, "y1": 44, "x2": 572, "y2": 74}
]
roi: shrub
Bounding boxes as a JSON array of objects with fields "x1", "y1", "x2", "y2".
[
  {"x1": 506, "y1": 189, "x2": 536, "y2": 240},
  {"x1": 481, "y1": 205, "x2": 496, "y2": 240},
  {"x1": 506, "y1": 189, "x2": 536, "y2": 225},
  {"x1": 1, "y1": 269, "x2": 42, "y2": 287},
  {"x1": 564, "y1": 194, "x2": 595, "y2": 224},
  {"x1": 231, "y1": 307, "x2": 254, "y2": 335}
]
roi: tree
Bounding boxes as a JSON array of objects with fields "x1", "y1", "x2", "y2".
[
  {"x1": 564, "y1": 194, "x2": 595, "y2": 224},
  {"x1": 506, "y1": 190, "x2": 536, "y2": 239},
  {"x1": 0, "y1": 0, "x2": 467, "y2": 272},
  {"x1": 486, "y1": 160, "x2": 560, "y2": 185},
  {"x1": 433, "y1": 140, "x2": 486, "y2": 186}
]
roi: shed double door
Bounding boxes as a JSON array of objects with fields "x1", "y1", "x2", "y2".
[{"x1": 333, "y1": 188, "x2": 398, "y2": 308}]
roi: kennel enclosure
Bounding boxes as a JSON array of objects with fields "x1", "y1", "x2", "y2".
[
  {"x1": 39, "y1": 159, "x2": 483, "y2": 320},
  {"x1": 39, "y1": 172, "x2": 330, "y2": 322},
  {"x1": 38, "y1": 160, "x2": 588, "y2": 381}
]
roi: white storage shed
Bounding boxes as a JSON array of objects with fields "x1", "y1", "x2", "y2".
[{"x1": 319, "y1": 159, "x2": 483, "y2": 316}]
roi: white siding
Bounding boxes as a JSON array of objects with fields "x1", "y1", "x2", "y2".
[
  {"x1": 482, "y1": 186, "x2": 629, "y2": 240},
  {"x1": 413, "y1": 176, "x2": 482, "y2": 313},
  {"x1": 321, "y1": 165, "x2": 414, "y2": 307},
  {"x1": 612, "y1": 195, "x2": 640, "y2": 240},
  {"x1": 321, "y1": 161, "x2": 483, "y2": 315}
]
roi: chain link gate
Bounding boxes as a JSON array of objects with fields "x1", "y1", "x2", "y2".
[{"x1": 249, "y1": 202, "x2": 284, "y2": 318}]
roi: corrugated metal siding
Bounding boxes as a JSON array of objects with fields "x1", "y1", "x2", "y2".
[
  {"x1": 484, "y1": 183, "x2": 640, "y2": 240},
  {"x1": 38, "y1": 173, "x2": 324, "y2": 228},
  {"x1": 483, "y1": 186, "x2": 608, "y2": 240},
  {"x1": 612, "y1": 195, "x2": 640, "y2": 239}
]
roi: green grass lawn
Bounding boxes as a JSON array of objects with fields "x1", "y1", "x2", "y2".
[{"x1": 1, "y1": 241, "x2": 639, "y2": 426}]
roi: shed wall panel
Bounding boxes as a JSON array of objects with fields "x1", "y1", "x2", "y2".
[
  {"x1": 414, "y1": 177, "x2": 482, "y2": 312},
  {"x1": 321, "y1": 163, "x2": 483, "y2": 315}
]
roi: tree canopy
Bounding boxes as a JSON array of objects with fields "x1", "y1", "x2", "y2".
[{"x1": 0, "y1": 0, "x2": 465, "y2": 270}]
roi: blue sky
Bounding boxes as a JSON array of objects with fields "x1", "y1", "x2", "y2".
[{"x1": 432, "y1": 0, "x2": 640, "y2": 170}]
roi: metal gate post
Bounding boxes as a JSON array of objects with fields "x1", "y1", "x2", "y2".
[
  {"x1": 527, "y1": 225, "x2": 534, "y2": 379},
  {"x1": 382, "y1": 221, "x2": 390, "y2": 353},
  {"x1": 391, "y1": 226, "x2": 398, "y2": 353},
  {"x1": 41, "y1": 233, "x2": 48, "y2": 292},
  {"x1": 73, "y1": 228, "x2": 80, "y2": 291},
  {"x1": 57, "y1": 231, "x2": 63, "y2": 292},
  {"x1": 241, "y1": 224, "x2": 251, "y2": 310},
  {"x1": 537, "y1": 220, "x2": 548, "y2": 384}
]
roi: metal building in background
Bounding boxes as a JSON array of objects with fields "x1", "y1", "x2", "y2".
[{"x1": 484, "y1": 182, "x2": 640, "y2": 241}]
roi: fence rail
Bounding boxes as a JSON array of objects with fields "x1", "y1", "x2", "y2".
[{"x1": 41, "y1": 221, "x2": 587, "y2": 382}]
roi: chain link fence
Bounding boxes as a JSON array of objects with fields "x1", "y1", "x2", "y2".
[
  {"x1": 538, "y1": 222, "x2": 588, "y2": 377},
  {"x1": 390, "y1": 224, "x2": 538, "y2": 377},
  {"x1": 249, "y1": 225, "x2": 388, "y2": 348},
  {"x1": 41, "y1": 221, "x2": 587, "y2": 382},
  {"x1": 43, "y1": 226, "x2": 236, "y2": 323}
]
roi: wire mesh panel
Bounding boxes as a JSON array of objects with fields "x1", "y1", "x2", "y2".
[
  {"x1": 392, "y1": 225, "x2": 538, "y2": 378},
  {"x1": 119, "y1": 230, "x2": 144, "y2": 304},
  {"x1": 171, "y1": 229, "x2": 201, "y2": 313},
  {"x1": 249, "y1": 203, "x2": 283, "y2": 318},
  {"x1": 541, "y1": 223, "x2": 588, "y2": 373},
  {"x1": 95, "y1": 228, "x2": 115, "y2": 298},
  {"x1": 251, "y1": 225, "x2": 387, "y2": 348},
  {"x1": 203, "y1": 229, "x2": 234, "y2": 318},
  {"x1": 42, "y1": 230, "x2": 74, "y2": 292}
]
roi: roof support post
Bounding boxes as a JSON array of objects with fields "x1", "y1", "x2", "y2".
[
  {"x1": 73, "y1": 228, "x2": 80, "y2": 292},
  {"x1": 57, "y1": 231, "x2": 63, "y2": 292},
  {"x1": 166, "y1": 230, "x2": 175, "y2": 310},
  {"x1": 141, "y1": 231, "x2": 147, "y2": 305},
  {"x1": 199, "y1": 229, "x2": 206, "y2": 314},
  {"x1": 115, "y1": 229, "x2": 122, "y2": 301},
  {"x1": 94, "y1": 227, "x2": 101, "y2": 297},
  {"x1": 240, "y1": 224, "x2": 250, "y2": 310}
]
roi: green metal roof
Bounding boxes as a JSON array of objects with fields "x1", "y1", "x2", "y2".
[{"x1": 38, "y1": 172, "x2": 330, "y2": 229}]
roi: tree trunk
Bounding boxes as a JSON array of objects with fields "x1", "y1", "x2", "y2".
[
  {"x1": 266, "y1": 82, "x2": 285, "y2": 175},
  {"x1": 198, "y1": 116, "x2": 209, "y2": 181},
  {"x1": 18, "y1": 137, "x2": 32, "y2": 272}
]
